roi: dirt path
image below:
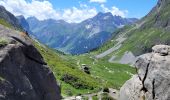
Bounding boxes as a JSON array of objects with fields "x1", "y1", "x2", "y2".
[
  {"x1": 63, "y1": 88, "x2": 119, "y2": 100},
  {"x1": 95, "y1": 44, "x2": 122, "y2": 59}
]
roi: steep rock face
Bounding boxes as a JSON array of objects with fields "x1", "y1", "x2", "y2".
[
  {"x1": 119, "y1": 45, "x2": 170, "y2": 100},
  {"x1": 0, "y1": 24, "x2": 61, "y2": 100}
]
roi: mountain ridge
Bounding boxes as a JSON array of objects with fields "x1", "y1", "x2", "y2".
[
  {"x1": 93, "y1": 0, "x2": 170, "y2": 64},
  {"x1": 25, "y1": 12, "x2": 138, "y2": 54}
]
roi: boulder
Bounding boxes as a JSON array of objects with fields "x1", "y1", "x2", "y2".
[
  {"x1": 152, "y1": 45, "x2": 170, "y2": 56},
  {"x1": 119, "y1": 45, "x2": 170, "y2": 100},
  {"x1": 0, "y1": 24, "x2": 61, "y2": 100},
  {"x1": 81, "y1": 64, "x2": 90, "y2": 74}
]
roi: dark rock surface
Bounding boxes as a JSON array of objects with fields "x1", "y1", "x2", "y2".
[
  {"x1": 119, "y1": 45, "x2": 170, "y2": 100},
  {"x1": 81, "y1": 64, "x2": 90, "y2": 74},
  {"x1": 0, "y1": 24, "x2": 61, "y2": 100}
]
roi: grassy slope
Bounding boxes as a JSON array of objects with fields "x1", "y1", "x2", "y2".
[
  {"x1": 93, "y1": 0, "x2": 170, "y2": 60},
  {"x1": 33, "y1": 40, "x2": 101, "y2": 96},
  {"x1": 0, "y1": 15, "x2": 136, "y2": 97},
  {"x1": 67, "y1": 54, "x2": 135, "y2": 89},
  {"x1": 33, "y1": 40, "x2": 135, "y2": 96},
  {"x1": 0, "y1": 18, "x2": 13, "y2": 28}
]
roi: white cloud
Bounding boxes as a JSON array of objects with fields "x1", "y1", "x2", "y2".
[
  {"x1": 101, "y1": 4, "x2": 128, "y2": 17},
  {"x1": 0, "y1": 0, "x2": 60, "y2": 20},
  {"x1": 0, "y1": 0, "x2": 127, "y2": 23},
  {"x1": 0, "y1": 0, "x2": 97, "y2": 23},
  {"x1": 90, "y1": 0, "x2": 107, "y2": 3},
  {"x1": 62, "y1": 6, "x2": 97, "y2": 23}
]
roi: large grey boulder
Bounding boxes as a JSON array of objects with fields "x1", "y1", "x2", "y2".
[
  {"x1": 119, "y1": 45, "x2": 170, "y2": 100},
  {"x1": 0, "y1": 24, "x2": 61, "y2": 100}
]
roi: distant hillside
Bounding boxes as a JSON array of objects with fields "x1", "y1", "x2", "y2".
[
  {"x1": 94, "y1": 0, "x2": 170, "y2": 64},
  {"x1": 26, "y1": 12, "x2": 137, "y2": 54},
  {"x1": 16, "y1": 15, "x2": 30, "y2": 32},
  {"x1": 0, "y1": 6, "x2": 23, "y2": 30}
]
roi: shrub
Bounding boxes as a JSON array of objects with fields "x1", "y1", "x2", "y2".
[
  {"x1": 103, "y1": 87, "x2": 109, "y2": 93},
  {"x1": 61, "y1": 74, "x2": 93, "y2": 89},
  {"x1": 101, "y1": 93, "x2": 115, "y2": 100},
  {"x1": 65, "y1": 89, "x2": 73, "y2": 96},
  {"x1": 0, "y1": 38, "x2": 8, "y2": 47},
  {"x1": 0, "y1": 19, "x2": 12, "y2": 28},
  {"x1": 92, "y1": 95, "x2": 98, "y2": 100}
]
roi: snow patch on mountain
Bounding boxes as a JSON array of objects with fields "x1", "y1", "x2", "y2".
[
  {"x1": 85, "y1": 24, "x2": 92, "y2": 29},
  {"x1": 103, "y1": 16, "x2": 110, "y2": 20},
  {"x1": 88, "y1": 27, "x2": 101, "y2": 38}
]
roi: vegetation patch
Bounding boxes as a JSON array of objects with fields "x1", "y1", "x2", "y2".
[
  {"x1": 0, "y1": 18, "x2": 12, "y2": 28},
  {"x1": 101, "y1": 93, "x2": 115, "y2": 100},
  {"x1": 0, "y1": 76, "x2": 5, "y2": 81},
  {"x1": 66, "y1": 54, "x2": 136, "y2": 89},
  {"x1": 61, "y1": 74, "x2": 94, "y2": 89},
  {"x1": 92, "y1": 95, "x2": 98, "y2": 100},
  {"x1": 0, "y1": 37, "x2": 8, "y2": 47},
  {"x1": 33, "y1": 40, "x2": 100, "y2": 96}
]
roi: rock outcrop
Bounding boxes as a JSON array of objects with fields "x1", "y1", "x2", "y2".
[
  {"x1": 119, "y1": 45, "x2": 170, "y2": 100},
  {"x1": 0, "y1": 24, "x2": 61, "y2": 100}
]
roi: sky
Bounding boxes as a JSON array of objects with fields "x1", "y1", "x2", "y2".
[{"x1": 0, "y1": 0, "x2": 158, "y2": 23}]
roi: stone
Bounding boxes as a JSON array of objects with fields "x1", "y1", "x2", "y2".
[
  {"x1": 0, "y1": 24, "x2": 61, "y2": 100},
  {"x1": 119, "y1": 45, "x2": 170, "y2": 100},
  {"x1": 152, "y1": 45, "x2": 170, "y2": 56},
  {"x1": 81, "y1": 64, "x2": 90, "y2": 74}
]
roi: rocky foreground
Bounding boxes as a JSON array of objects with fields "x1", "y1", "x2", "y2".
[
  {"x1": 0, "y1": 24, "x2": 61, "y2": 100},
  {"x1": 119, "y1": 45, "x2": 170, "y2": 100}
]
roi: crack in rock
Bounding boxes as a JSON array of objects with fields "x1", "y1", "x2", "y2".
[{"x1": 152, "y1": 79, "x2": 155, "y2": 99}]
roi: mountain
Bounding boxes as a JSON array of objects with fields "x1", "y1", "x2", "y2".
[
  {"x1": 26, "y1": 12, "x2": 138, "y2": 54},
  {"x1": 0, "y1": 5, "x2": 137, "y2": 98},
  {"x1": 0, "y1": 6, "x2": 23, "y2": 30},
  {"x1": 16, "y1": 15, "x2": 30, "y2": 32},
  {"x1": 94, "y1": 0, "x2": 170, "y2": 64}
]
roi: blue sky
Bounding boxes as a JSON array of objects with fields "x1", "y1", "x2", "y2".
[
  {"x1": 0, "y1": 0, "x2": 158, "y2": 23},
  {"x1": 50, "y1": 0, "x2": 158, "y2": 18}
]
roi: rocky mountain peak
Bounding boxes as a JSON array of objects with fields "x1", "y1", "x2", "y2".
[
  {"x1": 97, "y1": 12, "x2": 113, "y2": 17},
  {"x1": 17, "y1": 15, "x2": 30, "y2": 32},
  {"x1": 119, "y1": 45, "x2": 170, "y2": 100}
]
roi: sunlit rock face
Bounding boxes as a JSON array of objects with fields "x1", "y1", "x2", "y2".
[{"x1": 119, "y1": 45, "x2": 170, "y2": 100}]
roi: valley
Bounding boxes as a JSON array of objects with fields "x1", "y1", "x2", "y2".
[
  {"x1": 33, "y1": 40, "x2": 135, "y2": 97},
  {"x1": 1, "y1": 0, "x2": 170, "y2": 100},
  {"x1": 26, "y1": 13, "x2": 137, "y2": 55}
]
